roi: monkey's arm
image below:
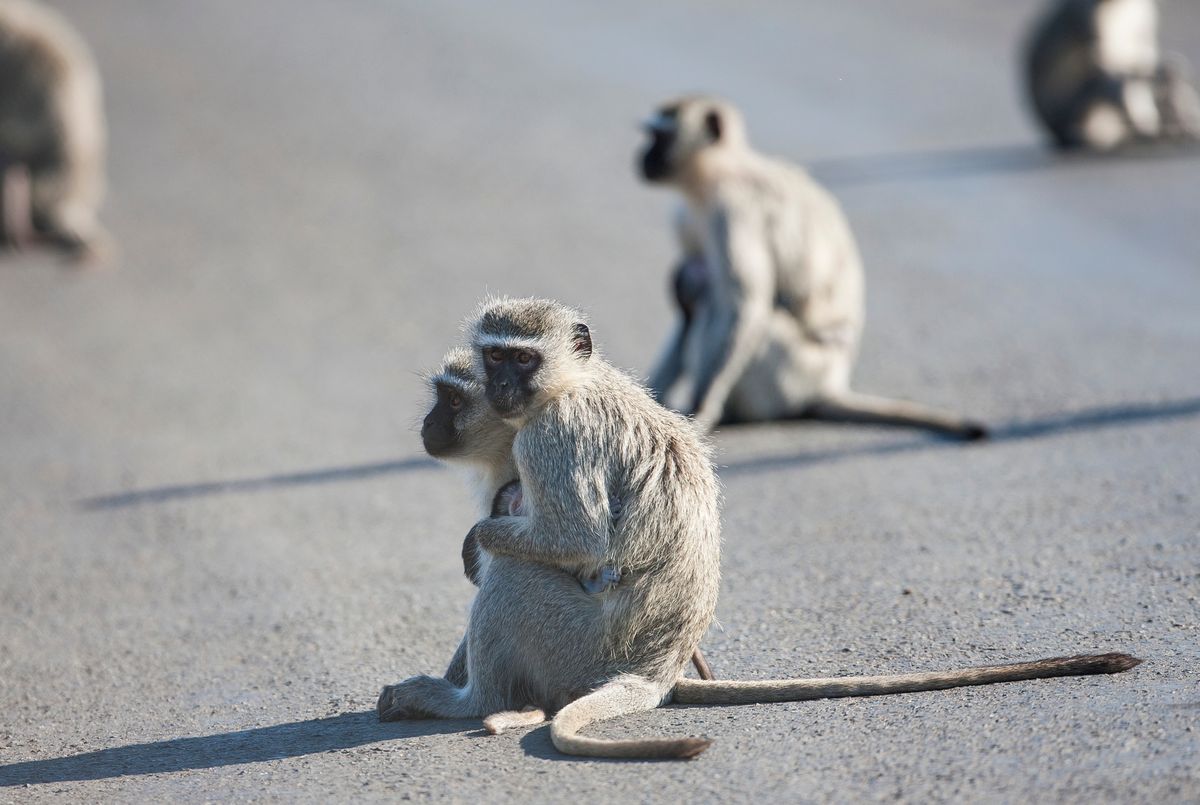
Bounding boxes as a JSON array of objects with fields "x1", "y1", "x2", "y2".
[
  {"x1": 688, "y1": 206, "x2": 774, "y2": 430},
  {"x1": 469, "y1": 416, "x2": 610, "y2": 567},
  {"x1": 444, "y1": 636, "x2": 468, "y2": 686},
  {"x1": 649, "y1": 207, "x2": 710, "y2": 402},
  {"x1": 648, "y1": 319, "x2": 688, "y2": 403}
]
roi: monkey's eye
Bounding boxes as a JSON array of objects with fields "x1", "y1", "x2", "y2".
[
  {"x1": 487, "y1": 348, "x2": 505, "y2": 364},
  {"x1": 448, "y1": 391, "x2": 463, "y2": 410},
  {"x1": 515, "y1": 350, "x2": 533, "y2": 366}
]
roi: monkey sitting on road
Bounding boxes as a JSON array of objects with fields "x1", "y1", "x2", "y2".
[
  {"x1": 1024, "y1": 0, "x2": 1200, "y2": 150},
  {"x1": 0, "y1": 0, "x2": 110, "y2": 260},
  {"x1": 380, "y1": 298, "x2": 1141, "y2": 760},
  {"x1": 418, "y1": 346, "x2": 713, "y2": 684},
  {"x1": 639, "y1": 97, "x2": 987, "y2": 440}
]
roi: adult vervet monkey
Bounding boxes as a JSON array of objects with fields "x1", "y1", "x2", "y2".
[
  {"x1": 0, "y1": 0, "x2": 109, "y2": 259},
  {"x1": 639, "y1": 96, "x2": 987, "y2": 440},
  {"x1": 378, "y1": 298, "x2": 1141, "y2": 760},
  {"x1": 418, "y1": 347, "x2": 714, "y2": 685},
  {"x1": 1024, "y1": 0, "x2": 1200, "y2": 149}
]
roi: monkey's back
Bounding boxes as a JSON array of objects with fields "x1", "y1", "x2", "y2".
[
  {"x1": 518, "y1": 360, "x2": 721, "y2": 684},
  {"x1": 740, "y1": 155, "x2": 865, "y2": 353}
]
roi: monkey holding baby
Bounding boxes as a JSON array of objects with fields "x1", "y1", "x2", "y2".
[{"x1": 377, "y1": 297, "x2": 1139, "y2": 760}]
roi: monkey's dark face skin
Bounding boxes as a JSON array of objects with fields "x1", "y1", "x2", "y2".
[
  {"x1": 421, "y1": 383, "x2": 466, "y2": 457},
  {"x1": 639, "y1": 127, "x2": 676, "y2": 183},
  {"x1": 482, "y1": 346, "x2": 543, "y2": 417}
]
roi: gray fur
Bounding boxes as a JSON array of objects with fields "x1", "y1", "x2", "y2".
[
  {"x1": 642, "y1": 96, "x2": 986, "y2": 440},
  {"x1": 1024, "y1": 0, "x2": 1200, "y2": 149},
  {"x1": 379, "y1": 298, "x2": 722, "y2": 759},
  {"x1": 0, "y1": 0, "x2": 110, "y2": 260}
]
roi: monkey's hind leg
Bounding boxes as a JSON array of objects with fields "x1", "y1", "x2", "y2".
[
  {"x1": 1, "y1": 163, "x2": 35, "y2": 250},
  {"x1": 806, "y1": 391, "x2": 988, "y2": 441},
  {"x1": 691, "y1": 649, "x2": 714, "y2": 680},
  {"x1": 482, "y1": 706, "x2": 547, "y2": 735},
  {"x1": 376, "y1": 675, "x2": 481, "y2": 722}
]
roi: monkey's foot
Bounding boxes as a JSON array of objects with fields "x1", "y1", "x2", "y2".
[
  {"x1": 483, "y1": 706, "x2": 546, "y2": 735},
  {"x1": 376, "y1": 676, "x2": 457, "y2": 721}
]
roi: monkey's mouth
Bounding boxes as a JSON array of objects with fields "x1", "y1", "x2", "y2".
[
  {"x1": 420, "y1": 426, "x2": 460, "y2": 457},
  {"x1": 487, "y1": 391, "x2": 527, "y2": 419}
]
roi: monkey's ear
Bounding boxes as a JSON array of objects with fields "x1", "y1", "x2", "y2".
[
  {"x1": 704, "y1": 110, "x2": 723, "y2": 142},
  {"x1": 572, "y1": 323, "x2": 592, "y2": 359}
]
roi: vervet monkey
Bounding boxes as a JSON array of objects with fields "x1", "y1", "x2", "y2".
[
  {"x1": 639, "y1": 97, "x2": 987, "y2": 440},
  {"x1": 380, "y1": 299, "x2": 1139, "y2": 759},
  {"x1": 418, "y1": 347, "x2": 713, "y2": 685},
  {"x1": 0, "y1": 0, "x2": 109, "y2": 259},
  {"x1": 1024, "y1": 0, "x2": 1200, "y2": 149},
  {"x1": 381, "y1": 298, "x2": 723, "y2": 758}
]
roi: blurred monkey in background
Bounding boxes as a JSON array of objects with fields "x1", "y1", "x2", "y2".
[
  {"x1": 0, "y1": 0, "x2": 110, "y2": 260},
  {"x1": 638, "y1": 96, "x2": 987, "y2": 441},
  {"x1": 1024, "y1": 0, "x2": 1200, "y2": 150}
]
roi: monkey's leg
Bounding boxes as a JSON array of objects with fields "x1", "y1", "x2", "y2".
[
  {"x1": 444, "y1": 635, "x2": 469, "y2": 687},
  {"x1": 2, "y1": 163, "x2": 35, "y2": 250},
  {"x1": 1154, "y1": 56, "x2": 1200, "y2": 140},
  {"x1": 806, "y1": 391, "x2": 987, "y2": 441},
  {"x1": 648, "y1": 319, "x2": 689, "y2": 404},
  {"x1": 482, "y1": 706, "x2": 547, "y2": 735},
  {"x1": 691, "y1": 649, "x2": 714, "y2": 680},
  {"x1": 550, "y1": 675, "x2": 710, "y2": 759},
  {"x1": 376, "y1": 675, "x2": 481, "y2": 721}
]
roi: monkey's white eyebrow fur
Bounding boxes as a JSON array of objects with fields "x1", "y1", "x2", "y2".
[{"x1": 475, "y1": 334, "x2": 544, "y2": 351}]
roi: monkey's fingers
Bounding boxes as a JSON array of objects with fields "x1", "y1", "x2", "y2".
[{"x1": 483, "y1": 706, "x2": 547, "y2": 735}]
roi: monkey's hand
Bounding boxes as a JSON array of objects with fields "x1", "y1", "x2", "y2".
[{"x1": 580, "y1": 566, "x2": 622, "y2": 594}]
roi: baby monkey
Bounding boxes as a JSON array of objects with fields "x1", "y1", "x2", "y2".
[{"x1": 420, "y1": 348, "x2": 713, "y2": 678}]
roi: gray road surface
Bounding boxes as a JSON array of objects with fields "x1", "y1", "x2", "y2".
[{"x1": 1, "y1": 1, "x2": 1198, "y2": 801}]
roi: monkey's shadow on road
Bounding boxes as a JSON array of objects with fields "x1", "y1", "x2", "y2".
[
  {"x1": 73, "y1": 397, "x2": 1200, "y2": 509},
  {"x1": 720, "y1": 396, "x2": 1200, "y2": 476},
  {"x1": 0, "y1": 712, "x2": 477, "y2": 786},
  {"x1": 77, "y1": 456, "x2": 439, "y2": 510}
]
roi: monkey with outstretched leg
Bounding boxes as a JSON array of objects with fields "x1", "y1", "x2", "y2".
[{"x1": 640, "y1": 97, "x2": 988, "y2": 440}]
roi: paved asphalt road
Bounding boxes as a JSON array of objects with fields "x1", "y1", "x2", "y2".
[{"x1": 2, "y1": 1, "x2": 1198, "y2": 801}]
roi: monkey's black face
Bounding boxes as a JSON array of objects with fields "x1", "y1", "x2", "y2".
[
  {"x1": 639, "y1": 127, "x2": 676, "y2": 183},
  {"x1": 421, "y1": 383, "x2": 466, "y2": 457},
  {"x1": 482, "y1": 346, "x2": 542, "y2": 417}
]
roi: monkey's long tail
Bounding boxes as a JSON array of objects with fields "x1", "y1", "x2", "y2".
[
  {"x1": 550, "y1": 675, "x2": 711, "y2": 760},
  {"x1": 807, "y1": 391, "x2": 988, "y2": 441},
  {"x1": 672, "y1": 652, "x2": 1141, "y2": 705}
]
